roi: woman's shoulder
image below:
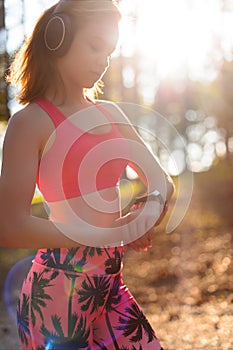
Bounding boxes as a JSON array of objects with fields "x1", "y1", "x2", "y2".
[
  {"x1": 4, "y1": 102, "x2": 54, "y2": 153},
  {"x1": 9, "y1": 102, "x2": 44, "y2": 125},
  {"x1": 7, "y1": 102, "x2": 52, "y2": 135}
]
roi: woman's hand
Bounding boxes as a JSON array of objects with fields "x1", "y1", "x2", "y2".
[
  {"x1": 123, "y1": 229, "x2": 154, "y2": 252},
  {"x1": 122, "y1": 199, "x2": 169, "y2": 252}
]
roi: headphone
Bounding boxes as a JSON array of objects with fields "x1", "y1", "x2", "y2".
[
  {"x1": 44, "y1": 1, "x2": 114, "y2": 57},
  {"x1": 44, "y1": 9, "x2": 74, "y2": 57}
]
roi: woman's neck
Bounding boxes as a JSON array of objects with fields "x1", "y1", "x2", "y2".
[{"x1": 45, "y1": 88, "x2": 90, "y2": 108}]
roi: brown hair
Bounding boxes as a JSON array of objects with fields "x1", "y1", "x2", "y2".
[{"x1": 6, "y1": 1, "x2": 121, "y2": 105}]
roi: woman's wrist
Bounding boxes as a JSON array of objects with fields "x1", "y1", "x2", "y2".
[
  {"x1": 133, "y1": 189, "x2": 168, "y2": 212},
  {"x1": 148, "y1": 190, "x2": 168, "y2": 212}
]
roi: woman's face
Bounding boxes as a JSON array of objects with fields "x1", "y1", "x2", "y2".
[{"x1": 56, "y1": 17, "x2": 119, "y2": 90}]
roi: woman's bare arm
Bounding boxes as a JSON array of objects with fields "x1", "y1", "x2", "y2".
[
  {"x1": 100, "y1": 101, "x2": 175, "y2": 202},
  {"x1": 100, "y1": 102, "x2": 175, "y2": 252},
  {"x1": 0, "y1": 107, "x2": 81, "y2": 248}
]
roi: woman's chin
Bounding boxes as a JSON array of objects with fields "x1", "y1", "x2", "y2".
[{"x1": 85, "y1": 80, "x2": 100, "y2": 90}]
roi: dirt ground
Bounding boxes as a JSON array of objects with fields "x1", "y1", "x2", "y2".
[
  {"x1": 123, "y1": 161, "x2": 233, "y2": 349},
  {"x1": 0, "y1": 160, "x2": 233, "y2": 350}
]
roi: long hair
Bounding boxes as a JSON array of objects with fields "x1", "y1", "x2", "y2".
[{"x1": 6, "y1": 1, "x2": 121, "y2": 105}]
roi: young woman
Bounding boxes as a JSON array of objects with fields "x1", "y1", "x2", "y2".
[{"x1": 0, "y1": 1, "x2": 174, "y2": 349}]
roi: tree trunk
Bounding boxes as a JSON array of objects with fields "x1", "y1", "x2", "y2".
[{"x1": 0, "y1": 0, "x2": 10, "y2": 121}]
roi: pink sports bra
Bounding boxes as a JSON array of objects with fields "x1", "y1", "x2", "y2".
[{"x1": 36, "y1": 97, "x2": 129, "y2": 202}]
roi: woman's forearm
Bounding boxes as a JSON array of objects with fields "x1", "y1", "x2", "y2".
[
  {"x1": 0, "y1": 199, "x2": 161, "y2": 249},
  {"x1": 0, "y1": 213, "x2": 81, "y2": 249}
]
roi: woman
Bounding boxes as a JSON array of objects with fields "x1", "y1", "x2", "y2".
[{"x1": 0, "y1": 1, "x2": 174, "y2": 349}]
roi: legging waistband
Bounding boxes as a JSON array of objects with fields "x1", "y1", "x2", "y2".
[{"x1": 34, "y1": 246, "x2": 123, "y2": 276}]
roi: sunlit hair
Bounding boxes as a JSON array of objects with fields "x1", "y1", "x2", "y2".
[{"x1": 6, "y1": 0, "x2": 121, "y2": 105}]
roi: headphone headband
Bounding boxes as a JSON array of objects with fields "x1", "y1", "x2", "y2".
[{"x1": 54, "y1": 0, "x2": 114, "y2": 13}]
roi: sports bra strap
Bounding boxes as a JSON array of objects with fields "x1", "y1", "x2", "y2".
[
  {"x1": 36, "y1": 97, "x2": 66, "y2": 127},
  {"x1": 93, "y1": 100, "x2": 117, "y2": 125},
  {"x1": 36, "y1": 97, "x2": 117, "y2": 129}
]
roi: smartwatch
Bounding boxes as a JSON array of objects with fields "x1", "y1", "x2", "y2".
[{"x1": 134, "y1": 190, "x2": 166, "y2": 208}]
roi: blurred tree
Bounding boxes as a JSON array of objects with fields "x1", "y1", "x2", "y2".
[
  {"x1": 217, "y1": 59, "x2": 233, "y2": 158},
  {"x1": 102, "y1": 54, "x2": 141, "y2": 104},
  {"x1": 0, "y1": 0, "x2": 10, "y2": 121}
]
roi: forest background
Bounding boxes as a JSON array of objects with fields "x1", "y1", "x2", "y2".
[{"x1": 0, "y1": 1, "x2": 233, "y2": 349}]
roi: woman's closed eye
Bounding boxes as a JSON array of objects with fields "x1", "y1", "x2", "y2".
[
  {"x1": 90, "y1": 44, "x2": 101, "y2": 53},
  {"x1": 91, "y1": 45, "x2": 111, "y2": 58}
]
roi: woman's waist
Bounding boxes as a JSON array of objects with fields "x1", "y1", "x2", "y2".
[
  {"x1": 48, "y1": 189, "x2": 121, "y2": 226},
  {"x1": 34, "y1": 246, "x2": 123, "y2": 275}
]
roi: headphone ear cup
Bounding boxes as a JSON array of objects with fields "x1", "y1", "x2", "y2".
[{"x1": 44, "y1": 13, "x2": 73, "y2": 57}]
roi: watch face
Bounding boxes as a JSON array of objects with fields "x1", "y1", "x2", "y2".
[
  {"x1": 148, "y1": 193, "x2": 164, "y2": 205},
  {"x1": 134, "y1": 191, "x2": 164, "y2": 206}
]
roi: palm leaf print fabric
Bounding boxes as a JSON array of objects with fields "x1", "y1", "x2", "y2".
[{"x1": 17, "y1": 246, "x2": 164, "y2": 349}]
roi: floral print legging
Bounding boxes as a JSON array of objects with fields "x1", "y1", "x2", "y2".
[{"x1": 17, "y1": 246, "x2": 164, "y2": 350}]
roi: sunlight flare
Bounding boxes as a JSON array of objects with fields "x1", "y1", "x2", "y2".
[{"x1": 119, "y1": 0, "x2": 227, "y2": 81}]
